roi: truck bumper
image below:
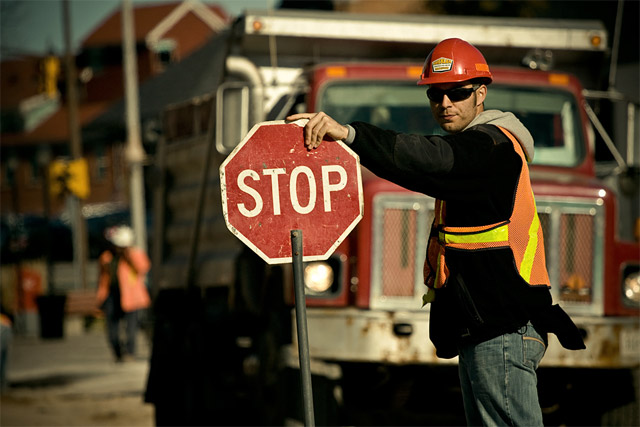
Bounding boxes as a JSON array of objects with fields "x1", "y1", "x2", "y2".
[
  {"x1": 293, "y1": 308, "x2": 640, "y2": 368},
  {"x1": 296, "y1": 308, "x2": 453, "y2": 365},
  {"x1": 544, "y1": 316, "x2": 640, "y2": 368}
]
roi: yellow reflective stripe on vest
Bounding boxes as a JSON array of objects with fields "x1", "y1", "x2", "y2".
[
  {"x1": 520, "y1": 197, "x2": 541, "y2": 282},
  {"x1": 440, "y1": 223, "x2": 509, "y2": 245}
]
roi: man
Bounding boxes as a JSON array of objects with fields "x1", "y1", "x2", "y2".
[
  {"x1": 97, "y1": 225, "x2": 151, "y2": 362},
  {"x1": 288, "y1": 38, "x2": 585, "y2": 426}
]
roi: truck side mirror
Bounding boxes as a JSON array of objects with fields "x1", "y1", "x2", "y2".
[{"x1": 216, "y1": 82, "x2": 250, "y2": 154}]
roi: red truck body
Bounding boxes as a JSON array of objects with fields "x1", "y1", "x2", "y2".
[{"x1": 296, "y1": 63, "x2": 639, "y2": 368}]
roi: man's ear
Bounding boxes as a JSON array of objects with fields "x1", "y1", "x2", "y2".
[{"x1": 476, "y1": 85, "x2": 487, "y2": 107}]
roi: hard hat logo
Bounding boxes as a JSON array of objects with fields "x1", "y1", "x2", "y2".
[{"x1": 432, "y1": 57, "x2": 454, "y2": 73}]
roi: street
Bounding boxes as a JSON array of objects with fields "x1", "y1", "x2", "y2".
[{"x1": 0, "y1": 319, "x2": 153, "y2": 426}]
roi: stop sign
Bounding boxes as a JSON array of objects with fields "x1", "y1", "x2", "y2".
[{"x1": 220, "y1": 120, "x2": 363, "y2": 264}]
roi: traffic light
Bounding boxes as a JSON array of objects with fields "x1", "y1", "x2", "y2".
[
  {"x1": 49, "y1": 160, "x2": 68, "y2": 198},
  {"x1": 49, "y1": 158, "x2": 90, "y2": 199},
  {"x1": 40, "y1": 55, "x2": 60, "y2": 98},
  {"x1": 66, "y1": 158, "x2": 90, "y2": 199}
]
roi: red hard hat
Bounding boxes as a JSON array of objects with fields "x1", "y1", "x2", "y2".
[{"x1": 417, "y1": 38, "x2": 492, "y2": 86}]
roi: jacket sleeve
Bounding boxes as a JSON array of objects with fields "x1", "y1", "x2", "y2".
[
  {"x1": 96, "y1": 251, "x2": 113, "y2": 305},
  {"x1": 128, "y1": 248, "x2": 151, "y2": 276},
  {"x1": 349, "y1": 121, "x2": 520, "y2": 200}
]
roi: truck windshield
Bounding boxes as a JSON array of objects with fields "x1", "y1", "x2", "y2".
[{"x1": 318, "y1": 81, "x2": 584, "y2": 167}]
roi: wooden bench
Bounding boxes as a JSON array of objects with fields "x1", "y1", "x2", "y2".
[{"x1": 65, "y1": 290, "x2": 100, "y2": 317}]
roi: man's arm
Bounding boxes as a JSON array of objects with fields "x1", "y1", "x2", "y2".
[{"x1": 287, "y1": 112, "x2": 513, "y2": 201}]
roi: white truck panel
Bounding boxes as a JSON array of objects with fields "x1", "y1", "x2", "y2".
[
  {"x1": 297, "y1": 308, "x2": 640, "y2": 368},
  {"x1": 244, "y1": 10, "x2": 607, "y2": 52}
]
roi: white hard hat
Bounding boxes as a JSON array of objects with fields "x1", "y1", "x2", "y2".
[{"x1": 105, "y1": 225, "x2": 135, "y2": 248}]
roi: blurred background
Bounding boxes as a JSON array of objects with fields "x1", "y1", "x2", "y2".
[
  {"x1": 0, "y1": 1, "x2": 638, "y2": 426},
  {"x1": 1, "y1": 0, "x2": 637, "y2": 288}
]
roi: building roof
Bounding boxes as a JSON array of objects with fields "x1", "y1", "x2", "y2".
[
  {"x1": 81, "y1": 1, "x2": 229, "y2": 48},
  {"x1": 2, "y1": 102, "x2": 111, "y2": 146},
  {"x1": 83, "y1": 29, "x2": 230, "y2": 142},
  {"x1": 1, "y1": 1, "x2": 230, "y2": 146}
]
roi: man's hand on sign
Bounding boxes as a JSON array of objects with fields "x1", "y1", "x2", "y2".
[{"x1": 287, "y1": 112, "x2": 349, "y2": 150}]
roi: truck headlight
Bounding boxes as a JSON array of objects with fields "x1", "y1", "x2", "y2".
[
  {"x1": 304, "y1": 262, "x2": 334, "y2": 294},
  {"x1": 623, "y1": 271, "x2": 640, "y2": 305}
]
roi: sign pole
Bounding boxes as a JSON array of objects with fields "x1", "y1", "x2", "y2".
[{"x1": 291, "y1": 229, "x2": 315, "y2": 427}]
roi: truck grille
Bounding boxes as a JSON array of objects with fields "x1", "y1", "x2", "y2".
[
  {"x1": 370, "y1": 193, "x2": 433, "y2": 310},
  {"x1": 538, "y1": 199, "x2": 604, "y2": 315},
  {"x1": 370, "y1": 195, "x2": 604, "y2": 315}
]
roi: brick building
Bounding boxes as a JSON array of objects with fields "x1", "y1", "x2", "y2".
[{"x1": 0, "y1": 1, "x2": 229, "y2": 219}]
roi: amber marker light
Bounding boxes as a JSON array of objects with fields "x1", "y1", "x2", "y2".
[
  {"x1": 407, "y1": 66, "x2": 423, "y2": 78},
  {"x1": 326, "y1": 66, "x2": 347, "y2": 77},
  {"x1": 549, "y1": 73, "x2": 570, "y2": 86},
  {"x1": 252, "y1": 19, "x2": 263, "y2": 32}
]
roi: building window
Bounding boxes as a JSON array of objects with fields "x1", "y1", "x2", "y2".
[
  {"x1": 95, "y1": 144, "x2": 109, "y2": 181},
  {"x1": 28, "y1": 153, "x2": 41, "y2": 186},
  {"x1": 152, "y1": 39, "x2": 176, "y2": 72},
  {"x1": 4, "y1": 153, "x2": 21, "y2": 190},
  {"x1": 1, "y1": 155, "x2": 17, "y2": 189}
]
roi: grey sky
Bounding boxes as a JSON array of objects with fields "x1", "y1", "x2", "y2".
[{"x1": 0, "y1": 0, "x2": 273, "y2": 59}]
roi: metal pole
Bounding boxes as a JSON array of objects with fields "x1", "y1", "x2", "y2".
[
  {"x1": 122, "y1": 0, "x2": 148, "y2": 252},
  {"x1": 39, "y1": 148, "x2": 54, "y2": 294},
  {"x1": 62, "y1": 0, "x2": 87, "y2": 289},
  {"x1": 290, "y1": 230, "x2": 315, "y2": 427},
  {"x1": 185, "y1": 102, "x2": 218, "y2": 291},
  {"x1": 583, "y1": 99, "x2": 628, "y2": 170},
  {"x1": 627, "y1": 102, "x2": 636, "y2": 165},
  {"x1": 608, "y1": 0, "x2": 624, "y2": 90}
]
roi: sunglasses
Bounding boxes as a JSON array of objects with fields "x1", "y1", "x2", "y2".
[{"x1": 426, "y1": 85, "x2": 481, "y2": 103}]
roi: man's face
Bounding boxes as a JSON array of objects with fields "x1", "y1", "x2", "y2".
[{"x1": 428, "y1": 82, "x2": 487, "y2": 134}]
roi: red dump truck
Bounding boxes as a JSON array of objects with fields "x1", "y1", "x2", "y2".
[{"x1": 150, "y1": 9, "x2": 639, "y2": 425}]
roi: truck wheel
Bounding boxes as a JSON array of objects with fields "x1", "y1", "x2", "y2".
[{"x1": 600, "y1": 367, "x2": 640, "y2": 426}]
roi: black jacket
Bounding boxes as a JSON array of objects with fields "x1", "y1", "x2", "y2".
[{"x1": 349, "y1": 121, "x2": 585, "y2": 358}]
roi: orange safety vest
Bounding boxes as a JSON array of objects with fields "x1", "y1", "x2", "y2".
[
  {"x1": 96, "y1": 248, "x2": 151, "y2": 313},
  {"x1": 423, "y1": 126, "x2": 550, "y2": 303},
  {"x1": 0, "y1": 313, "x2": 12, "y2": 327}
]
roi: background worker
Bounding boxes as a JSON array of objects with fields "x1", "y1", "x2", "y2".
[
  {"x1": 97, "y1": 225, "x2": 151, "y2": 362},
  {"x1": 0, "y1": 305, "x2": 13, "y2": 393},
  {"x1": 288, "y1": 38, "x2": 585, "y2": 426}
]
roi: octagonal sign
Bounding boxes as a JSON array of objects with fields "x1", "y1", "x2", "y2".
[{"x1": 220, "y1": 120, "x2": 363, "y2": 264}]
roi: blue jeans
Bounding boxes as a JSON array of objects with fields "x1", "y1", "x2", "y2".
[
  {"x1": 458, "y1": 323, "x2": 546, "y2": 426},
  {"x1": 103, "y1": 296, "x2": 138, "y2": 360}
]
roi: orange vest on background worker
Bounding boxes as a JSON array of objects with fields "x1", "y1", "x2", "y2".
[
  {"x1": 424, "y1": 126, "x2": 550, "y2": 297},
  {"x1": 96, "y1": 226, "x2": 151, "y2": 312},
  {"x1": 0, "y1": 313, "x2": 12, "y2": 328}
]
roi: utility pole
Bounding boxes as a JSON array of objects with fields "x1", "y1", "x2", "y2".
[
  {"x1": 62, "y1": 0, "x2": 87, "y2": 289},
  {"x1": 122, "y1": 0, "x2": 148, "y2": 252}
]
